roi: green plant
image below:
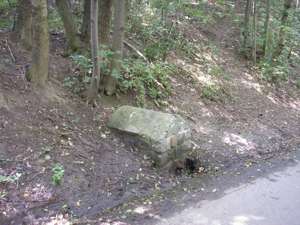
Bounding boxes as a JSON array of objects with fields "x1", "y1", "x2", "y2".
[
  {"x1": 48, "y1": 8, "x2": 64, "y2": 32},
  {"x1": 182, "y1": 2, "x2": 216, "y2": 25},
  {"x1": 0, "y1": 191, "x2": 7, "y2": 199},
  {"x1": 127, "y1": 5, "x2": 199, "y2": 62},
  {"x1": 52, "y1": 164, "x2": 64, "y2": 185},
  {"x1": 64, "y1": 54, "x2": 93, "y2": 94},
  {"x1": 209, "y1": 65, "x2": 223, "y2": 77},
  {"x1": 260, "y1": 60, "x2": 289, "y2": 84},
  {"x1": 0, "y1": 0, "x2": 17, "y2": 30},
  {"x1": 0, "y1": 0, "x2": 17, "y2": 10},
  {"x1": 208, "y1": 65, "x2": 231, "y2": 81},
  {"x1": 63, "y1": 76, "x2": 89, "y2": 94},
  {"x1": 66, "y1": 49, "x2": 115, "y2": 94},
  {"x1": 0, "y1": 173, "x2": 22, "y2": 184},
  {"x1": 120, "y1": 59, "x2": 173, "y2": 106},
  {"x1": 201, "y1": 84, "x2": 227, "y2": 102},
  {"x1": 70, "y1": 54, "x2": 92, "y2": 74},
  {"x1": 99, "y1": 46, "x2": 115, "y2": 76}
]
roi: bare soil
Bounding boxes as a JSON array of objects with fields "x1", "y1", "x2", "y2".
[{"x1": 0, "y1": 9, "x2": 299, "y2": 225}]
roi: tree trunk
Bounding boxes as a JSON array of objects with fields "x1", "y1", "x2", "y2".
[
  {"x1": 99, "y1": 0, "x2": 113, "y2": 45},
  {"x1": 98, "y1": 0, "x2": 113, "y2": 90},
  {"x1": 263, "y1": 0, "x2": 271, "y2": 59},
  {"x1": 234, "y1": 0, "x2": 241, "y2": 13},
  {"x1": 242, "y1": 0, "x2": 252, "y2": 51},
  {"x1": 252, "y1": 0, "x2": 257, "y2": 64},
  {"x1": 56, "y1": 0, "x2": 80, "y2": 52},
  {"x1": 14, "y1": 0, "x2": 33, "y2": 50},
  {"x1": 274, "y1": 0, "x2": 293, "y2": 58},
  {"x1": 81, "y1": 0, "x2": 91, "y2": 42},
  {"x1": 104, "y1": 0, "x2": 126, "y2": 96},
  {"x1": 125, "y1": 0, "x2": 131, "y2": 22},
  {"x1": 27, "y1": 0, "x2": 49, "y2": 87},
  {"x1": 87, "y1": 0, "x2": 100, "y2": 103}
]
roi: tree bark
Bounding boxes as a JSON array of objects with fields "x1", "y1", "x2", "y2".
[
  {"x1": 98, "y1": 0, "x2": 113, "y2": 90},
  {"x1": 27, "y1": 0, "x2": 49, "y2": 87},
  {"x1": 99, "y1": 0, "x2": 113, "y2": 45},
  {"x1": 263, "y1": 0, "x2": 271, "y2": 59},
  {"x1": 87, "y1": 0, "x2": 100, "y2": 103},
  {"x1": 234, "y1": 0, "x2": 241, "y2": 13},
  {"x1": 242, "y1": 0, "x2": 252, "y2": 51},
  {"x1": 104, "y1": 0, "x2": 126, "y2": 96},
  {"x1": 14, "y1": 0, "x2": 33, "y2": 50},
  {"x1": 274, "y1": 0, "x2": 293, "y2": 58},
  {"x1": 252, "y1": 0, "x2": 257, "y2": 64},
  {"x1": 55, "y1": 0, "x2": 80, "y2": 52},
  {"x1": 81, "y1": 0, "x2": 91, "y2": 42}
]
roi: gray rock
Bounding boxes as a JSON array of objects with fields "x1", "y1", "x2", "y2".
[{"x1": 108, "y1": 106, "x2": 191, "y2": 166}]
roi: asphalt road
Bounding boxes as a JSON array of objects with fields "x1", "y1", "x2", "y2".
[{"x1": 156, "y1": 160, "x2": 300, "y2": 225}]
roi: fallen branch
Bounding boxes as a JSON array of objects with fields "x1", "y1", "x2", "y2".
[
  {"x1": 5, "y1": 39, "x2": 16, "y2": 63},
  {"x1": 123, "y1": 40, "x2": 149, "y2": 63}
]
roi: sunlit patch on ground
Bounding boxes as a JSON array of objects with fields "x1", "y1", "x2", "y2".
[
  {"x1": 223, "y1": 133, "x2": 257, "y2": 154},
  {"x1": 230, "y1": 215, "x2": 265, "y2": 225}
]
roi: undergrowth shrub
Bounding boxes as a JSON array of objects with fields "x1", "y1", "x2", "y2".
[
  {"x1": 64, "y1": 54, "x2": 92, "y2": 94},
  {"x1": 260, "y1": 47, "x2": 291, "y2": 84},
  {"x1": 120, "y1": 59, "x2": 173, "y2": 106},
  {"x1": 201, "y1": 83, "x2": 229, "y2": 102},
  {"x1": 52, "y1": 164, "x2": 64, "y2": 186},
  {"x1": 48, "y1": 8, "x2": 64, "y2": 32},
  {"x1": 0, "y1": 0, "x2": 17, "y2": 30},
  {"x1": 260, "y1": 61, "x2": 289, "y2": 84},
  {"x1": 66, "y1": 52, "x2": 174, "y2": 106}
]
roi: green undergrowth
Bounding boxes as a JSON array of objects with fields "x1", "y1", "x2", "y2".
[
  {"x1": 200, "y1": 83, "x2": 230, "y2": 102},
  {"x1": 0, "y1": 0, "x2": 17, "y2": 30},
  {"x1": 48, "y1": 8, "x2": 64, "y2": 32},
  {"x1": 0, "y1": 0, "x2": 17, "y2": 11},
  {"x1": 65, "y1": 51, "x2": 175, "y2": 107},
  {"x1": 52, "y1": 164, "x2": 64, "y2": 186},
  {"x1": 120, "y1": 59, "x2": 173, "y2": 107}
]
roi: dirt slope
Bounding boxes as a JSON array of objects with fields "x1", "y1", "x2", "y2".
[{"x1": 0, "y1": 33, "x2": 180, "y2": 224}]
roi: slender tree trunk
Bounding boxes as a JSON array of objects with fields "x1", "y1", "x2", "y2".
[
  {"x1": 252, "y1": 0, "x2": 257, "y2": 64},
  {"x1": 14, "y1": 0, "x2": 33, "y2": 50},
  {"x1": 81, "y1": 0, "x2": 91, "y2": 42},
  {"x1": 99, "y1": 0, "x2": 113, "y2": 45},
  {"x1": 56, "y1": 0, "x2": 80, "y2": 52},
  {"x1": 98, "y1": 0, "x2": 113, "y2": 90},
  {"x1": 104, "y1": 0, "x2": 126, "y2": 95},
  {"x1": 274, "y1": 0, "x2": 293, "y2": 58},
  {"x1": 242, "y1": 0, "x2": 252, "y2": 51},
  {"x1": 125, "y1": 0, "x2": 131, "y2": 21},
  {"x1": 234, "y1": 0, "x2": 241, "y2": 13},
  {"x1": 263, "y1": 0, "x2": 271, "y2": 59},
  {"x1": 88, "y1": 0, "x2": 100, "y2": 102},
  {"x1": 27, "y1": 0, "x2": 49, "y2": 87}
]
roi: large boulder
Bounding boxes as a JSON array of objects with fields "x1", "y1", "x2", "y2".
[{"x1": 108, "y1": 106, "x2": 191, "y2": 166}]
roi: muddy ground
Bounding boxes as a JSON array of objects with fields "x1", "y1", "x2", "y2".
[{"x1": 0, "y1": 9, "x2": 299, "y2": 225}]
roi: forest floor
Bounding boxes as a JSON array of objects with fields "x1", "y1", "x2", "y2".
[{"x1": 0, "y1": 8, "x2": 299, "y2": 225}]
